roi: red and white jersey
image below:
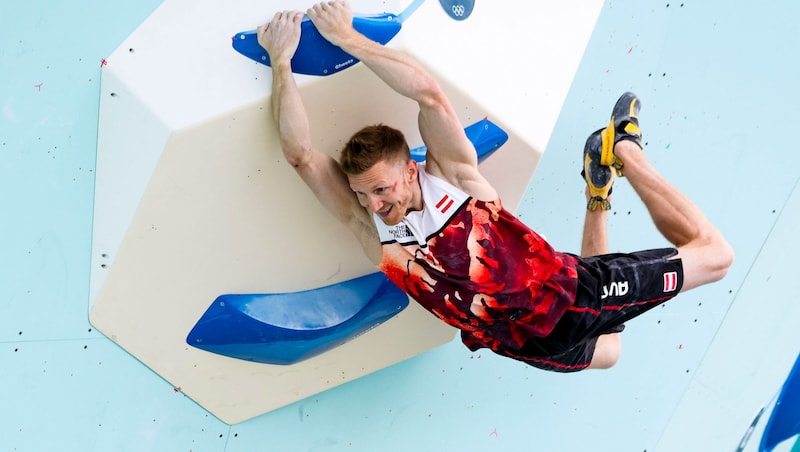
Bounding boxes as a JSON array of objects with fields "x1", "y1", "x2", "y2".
[
  {"x1": 374, "y1": 169, "x2": 579, "y2": 352},
  {"x1": 374, "y1": 169, "x2": 470, "y2": 249}
]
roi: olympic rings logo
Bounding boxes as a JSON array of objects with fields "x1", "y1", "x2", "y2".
[{"x1": 451, "y1": 4, "x2": 466, "y2": 17}]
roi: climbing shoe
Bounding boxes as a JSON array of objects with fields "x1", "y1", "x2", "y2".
[
  {"x1": 600, "y1": 91, "x2": 642, "y2": 176},
  {"x1": 582, "y1": 128, "x2": 614, "y2": 211}
]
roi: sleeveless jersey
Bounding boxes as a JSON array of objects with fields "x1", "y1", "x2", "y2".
[{"x1": 374, "y1": 169, "x2": 579, "y2": 352}]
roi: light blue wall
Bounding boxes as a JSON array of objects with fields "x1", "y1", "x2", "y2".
[{"x1": 1, "y1": 1, "x2": 799, "y2": 451}]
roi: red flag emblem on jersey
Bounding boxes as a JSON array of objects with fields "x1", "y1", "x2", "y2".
[
  {"x1": 663, "y1": 271, "x2": 678, "y2": 292},
  {"x1": 436, "y1": 194, "x2": 454, "y2": 214}
]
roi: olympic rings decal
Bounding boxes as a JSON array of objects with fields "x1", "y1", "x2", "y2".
[{"x1": 451, "y1": 4, "x2": 466, "y2": 17}]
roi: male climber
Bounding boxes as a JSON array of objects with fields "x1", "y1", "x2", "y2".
[{"x1": 258, "y1": 0, "x2": 734, "y2": 372}]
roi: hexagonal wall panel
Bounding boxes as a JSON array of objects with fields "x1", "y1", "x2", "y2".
[{"x1": 90, "y1": 0, "x2": 602, "y2": 424}]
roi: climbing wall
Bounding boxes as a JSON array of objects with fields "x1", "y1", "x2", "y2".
[
  {"x1": 87, "y1": 0, "x2": 597, "y2": 424},
  {"x1": 4, "y1": 0, "x2": 798, "y2": 450}
]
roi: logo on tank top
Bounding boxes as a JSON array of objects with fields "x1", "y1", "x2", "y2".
[
  {"x1": 388, "y1": 224, "x2": 413, "y2": 240},
  {"x1": 663, "y1": 271, "x2": 679, "y2": 292}
]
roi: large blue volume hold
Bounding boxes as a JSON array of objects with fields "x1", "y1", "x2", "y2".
[
  {"x1": 233, "y1": 14, "x2": 402, "y2": 76},
  {"x1": 187, "y1": 273, "x2": 409, "y2": 365},
  {"x1": 410, "y1": 118, "x2": 509, "y2": 163}
]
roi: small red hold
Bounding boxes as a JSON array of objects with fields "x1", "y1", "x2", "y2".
[
  {"x1": 628, "y1": 47, "x2": 633, "y2": 54},
  {"x1": 100, "y1": 58, "x2": 108, "y2": 67},
  {"x1": 678, "y1": 344, "x2": 683, "y2": 350},
  {"x1": 173, "y1": 386, "x2": 182, "y2": 393}
]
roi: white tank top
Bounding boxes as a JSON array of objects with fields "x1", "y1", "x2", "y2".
[{"x1": 372, "y1": 169, "x2": 470, "y2": 249}]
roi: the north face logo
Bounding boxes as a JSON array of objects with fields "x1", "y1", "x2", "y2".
[{"x1": 388, "y1": 224, "x2": 413, "y2": 239}]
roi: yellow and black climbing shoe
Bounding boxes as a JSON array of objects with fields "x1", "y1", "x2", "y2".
[
  {"x1": 600, "y1": 91, "x2": 642, "y2": 176},
  {"x1": 582, "y1": 128, "x2": 615, "y2": 211}
]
